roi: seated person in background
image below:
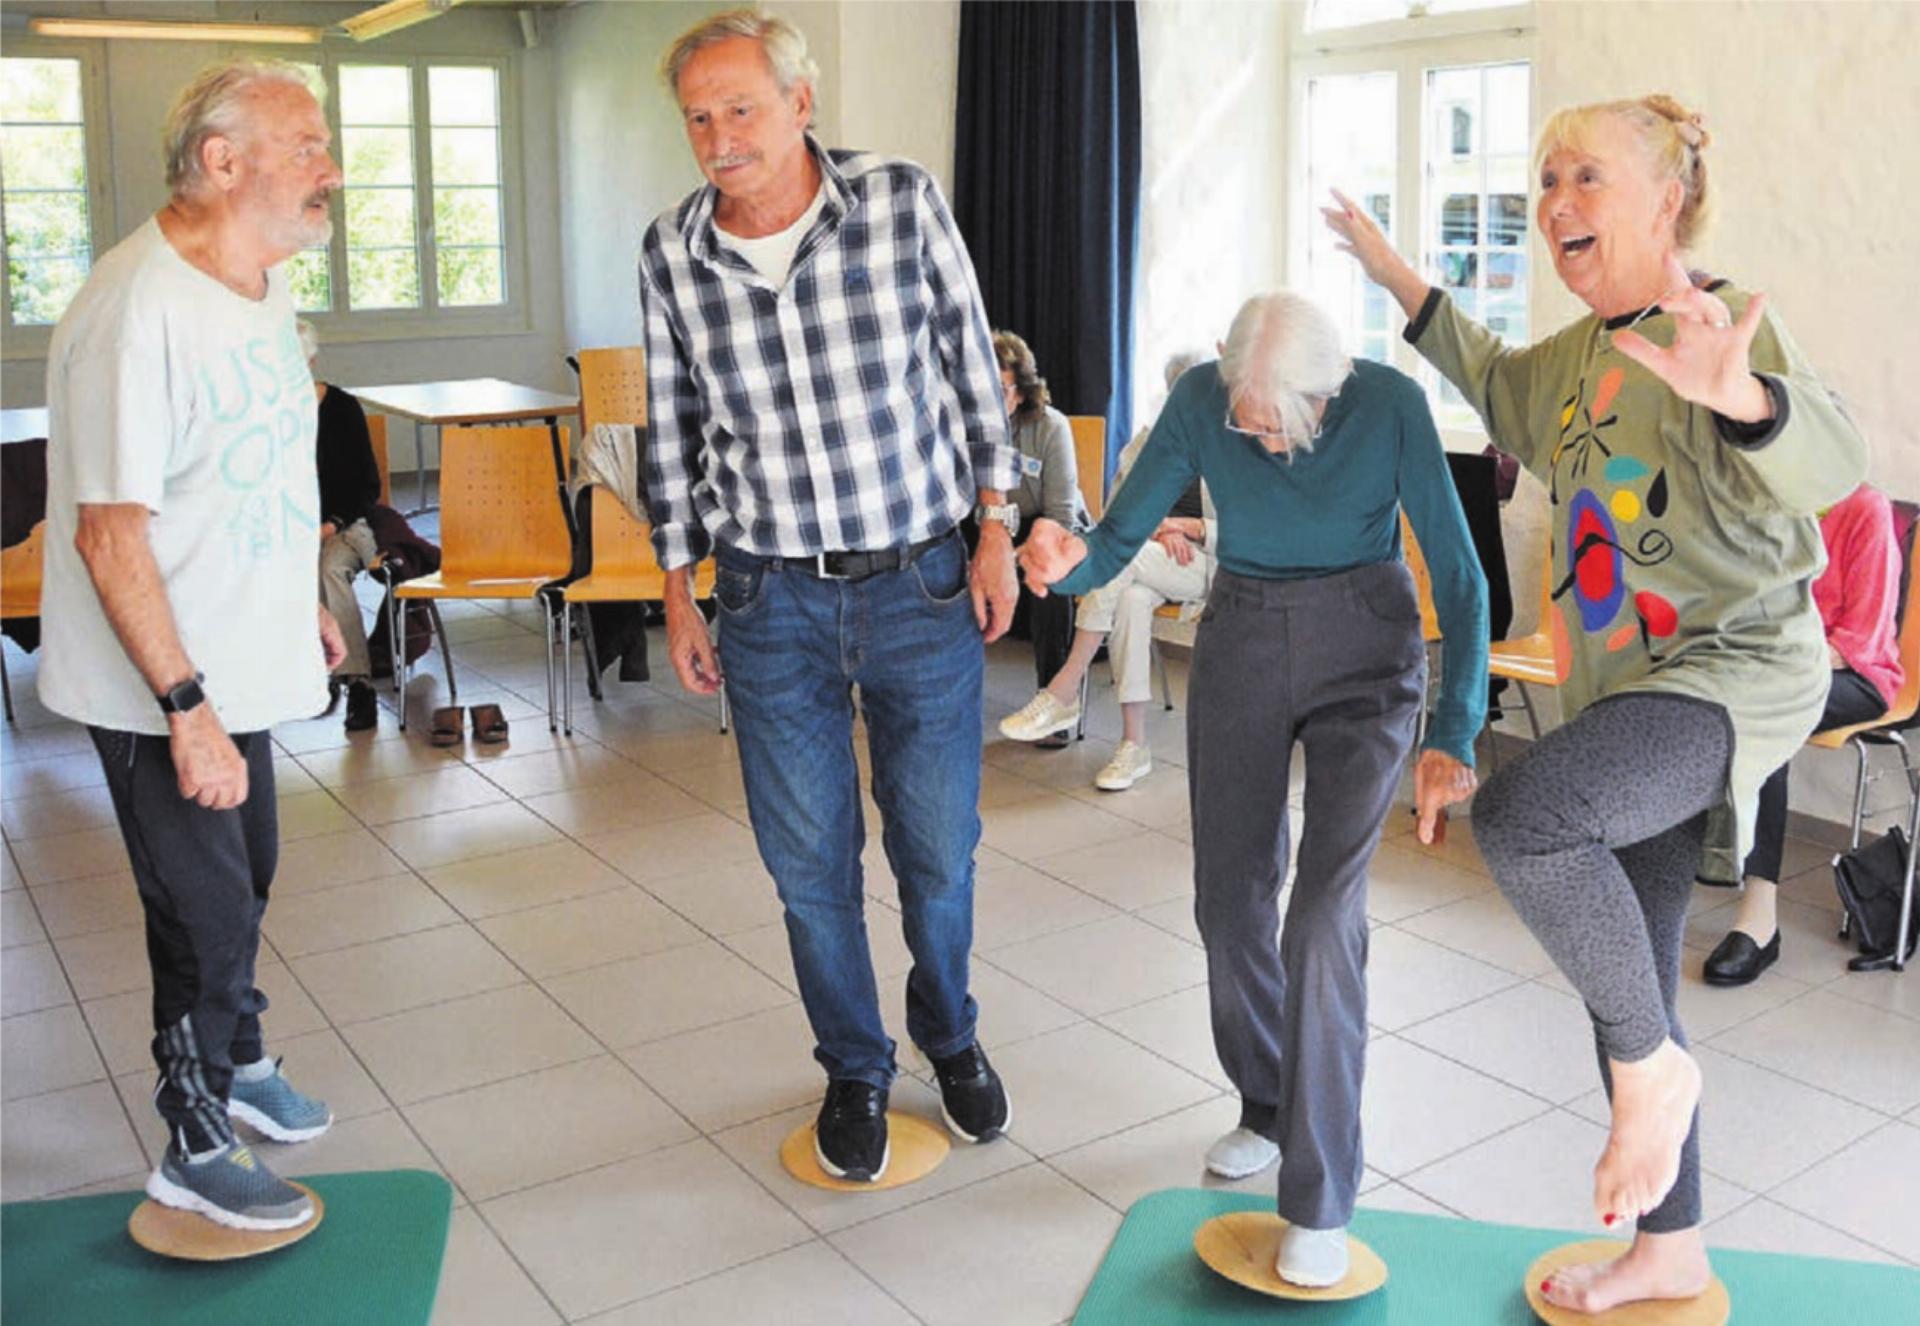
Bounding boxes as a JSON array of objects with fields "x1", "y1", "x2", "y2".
[
  {"x1": 991, "y1": 330, "x2": 1092, "y2": 748},
  {"x1": 301, "y1": 319, "x2": 382, "y2": 732},
  {"x1": 1000, "y1": 350, "x2": 1212, "y2": 789},
  {"x1": 1704, "y1": 482, "x2": 1904, "y2": 984}
]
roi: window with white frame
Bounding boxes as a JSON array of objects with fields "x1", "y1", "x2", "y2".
[
  {"x1": 1290, "y1": 3, "x2": 1534, "y2": 433},
  {"x1": 0, "y1": 49, "x2": 107, "y2": 336}
]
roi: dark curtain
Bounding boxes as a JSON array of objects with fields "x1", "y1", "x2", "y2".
[{"x1": 953, "y1": 0, "x2": 1142, "y2": 488}]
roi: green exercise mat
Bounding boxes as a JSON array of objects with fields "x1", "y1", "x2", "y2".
[
  {"x1": 2, "y1": 1169, "x2": 453, "y2": 1326},
  {"x1": 1075, "y1": 1188, "x2": 1920, "y2": 1325}
]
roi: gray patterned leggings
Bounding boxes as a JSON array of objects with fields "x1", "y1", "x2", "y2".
[{"x1": 1472, "y1": 692, "x2": 1732, "y2": 1233}]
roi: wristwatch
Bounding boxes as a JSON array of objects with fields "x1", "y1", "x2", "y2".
[
  {"x1": 975, "y1": 502, "x2": 1020, "y2": 539},
  {"x1": 157, "y1": 672, "x2": 207, "y2": 717}
]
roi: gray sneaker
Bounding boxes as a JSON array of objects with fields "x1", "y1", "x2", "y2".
[
  {"x1": 228, "y1": 1058, "x2": 332, "y2": 1142},
  {"x1": 147, "y1": 1142, "x2": 314, "y2": 1231}
]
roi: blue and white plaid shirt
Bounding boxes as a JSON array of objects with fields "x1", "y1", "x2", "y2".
[{"x1": 638, "y1": 138, "x2": 1016, "y2": 569}]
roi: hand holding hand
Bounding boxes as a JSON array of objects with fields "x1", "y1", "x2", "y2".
[
  {"x1": 1413, "y1": 749, "x2": 1477, "y2": 846},
  {"x1": 1016, "y1": 518, "x2": 1087, "y2": 597}
]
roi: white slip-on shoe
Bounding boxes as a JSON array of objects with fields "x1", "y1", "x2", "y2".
[
  {"x1": 999, "y1": 690, "x2": 1081, "y2": 742},
  {"x1": 1203, "y1": 1126, "x2": 1279, "y2": 1179},
  {"x1": 1275, "y1": 1223, "x2": 1349, "y2": 1288},
  {"x1": 1094, "y1": 740, "x2": 1153, "y2": 791}
]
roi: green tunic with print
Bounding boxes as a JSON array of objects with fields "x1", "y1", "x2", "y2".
[{"x1": 1409, "y1": 287, "x2": 1868, "y2": 881}]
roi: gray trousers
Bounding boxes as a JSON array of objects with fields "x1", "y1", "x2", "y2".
[
  {"x1": 1190, "y1": 562, "x2": 1426, "y2": 1230},
  {"x1": 319, "y1": 518, "x2": 377, "y2": 679}
]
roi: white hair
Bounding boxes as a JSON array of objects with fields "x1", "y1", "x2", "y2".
[
  {"x1": 1218, "y1": 293, "x2": 1351, "y2": 453},
  {"x1": 660, "y1": 7, "x2": 820, "y2": 101},
  {"x1": 295, "y1": 318, "x2": 319, "y2": 363},
  {"x1": 164, "y1": 59, "x2": 316, "y2": 196}
]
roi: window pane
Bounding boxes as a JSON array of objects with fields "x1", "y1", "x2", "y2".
[
  {"x1": 347, "y1": 187, "x2": 418, "y2": 248},
  {"x1": 436, "y1": 247, "x2": 503, "y2": 307},
  {"x1": 430, "y1": 127, "x2": 500, "y2": 186},
  {"x1": 8, "y1": 255, "x2": 88, "y2": 325},
  {"x1": 340, "y1": 65, "x2": 411, "y2": 125},
  {"x1": 4, "y1": 191, "x2": 89, "y2": 255},
  {"x1": 1, "y1": 58, "x2": 83, "y2": 122},
  {"x1": 348, "y1": 248, "x2": 420, "y2": 310},
  {"x1": 343, "y1": 127, "x2": 414, "y2": 186},
  {"x1": 433, "y1": 187, "x2": 499, "y2": 247},
  {"x1": 1, "y1": 124, "x2": 86, "y2": 188},
  {"x1": 428, "y1": 67, "x2": 498, "y2": 126},
  {"x1": 284, "y1": 247, "x2": 330, "y2": 313},
  {"x1": 1306, "y1": 0, "x2": 1413, "y2": 30},
  {"x1": 1304, "y1": 71, "x2": 1395, "y2": 358}
]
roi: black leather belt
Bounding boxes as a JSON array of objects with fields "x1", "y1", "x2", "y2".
[{"x1": 789, "y1": 531, "x2": 950, "y2": 582}]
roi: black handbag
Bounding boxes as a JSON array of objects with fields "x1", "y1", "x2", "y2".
[{"x1": 1832, "y1": 825, "x2": 1920, "y2": 963}]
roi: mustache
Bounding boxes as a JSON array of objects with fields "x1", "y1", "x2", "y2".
[
  {"x1": 304, "y1": 188, "x2": 335, "y2": 209},
  {"x1": 705, "y1": 152, "x2": 758, "y2": 171}
]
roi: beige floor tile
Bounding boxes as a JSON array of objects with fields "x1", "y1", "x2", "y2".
[
  {"x1": 292, "y1": 924, "x2": 524, "y2": 1024},
  {"x1": 342, "y1": 984, "x2": 599, "y2": 1105},
  {"x1": 618, "y1": 1002, "x2": 821, "y2": 1132},
  {"x1": 264, "y1": 874, "x2": 460, "y2": 957},
  {"x1": 375, "y1": 802, "x2": 564, "y2": 871},
  {"x1": 978, "y1": 764, "x2": 1046, "y2": 810},
  {"x1": 275, "y1": 789, "x2": 361, "y2": 842},
  {"x1": 1130, "y1": 893, "x2": 1202, "y2": 947},
  {"x1": 590, "y1": 1240, "x2": 916, "y2": 1326},
  {"x1": 985, "y1": 914, "x2": 1207, "y2": 1018},
  {"x1": 979, "y1": 793, "x2": 1139, "y2": 862},
  {"x1": 982, "y1": 1021, "x2": 1217, "y2": 1157},
  {"x1": 1065, "y1": 763, "x2": 1193, "y2": 830},
  {"x1": 1384, "y1": 814, "x2": 1491, "y2": 876},
  {"x1": 10, "y1": 825, "x2": 129, "y2": 886},
  {"x1": 830, "y1": 1162, "x2": 1121, "y2": 1326},
  {"x1": 1098, "y1": 983, "x2": 1229, "y2": 1090},
  {"x1": 1395, "y1": 889, "x2": 1556, "y2": 977},
  {"x1": 1400, "y1": 980, "x2": 1598, "y2": 1105},
  {"x1": 522, "y1": 776, "x2": 712, "y2": 838},
  {"x1": 1048, "y1": 1094, "x2": 1271, "y2": 1211},
  {"x1": 406, "y1": 1056, "x2": 693, "y2": 1201},
  {"x1": 0, "y1": 783, "x2": 119, "y2": 841},
  {"x1": 26, "y1": 871, "x2": 140, "y2": 939},
  {"x1": 2, "y1": 887, "x2": 45, "y2": 948},
  {"x1": 51, "y1": 923, "x2": 150, "y2": 1001},
  {"x1": 425, "y1": 840, "x2": 632, "y2": 920},
  {"x1": 1361, "y1": 1181, "x2": 1458, "y2": 1217},
  {"x1": 1823, "y1": 961, "x2": 1920, "y2": 1024},
  {"x1": 482, "y1": 1138, "x2": 810, "y2": 1319},
  {"x1": 1663, "y1": 958, "x2": 1814, "y2": 1042},
  {"x1": 429, "y1": 1207, "x2": 565, "y2": 1326},
  {"x1": 1360, "y1": 1037, "x2": 1548, "y2": 1176},
  {"x1": 642, "y1": 859, "x2": 786, "y2": 936},
  {"x1": 0, "y1": 1080, "x2": 145, "y2": 1200},
  {"x1": 1684, "y1": 893, "x2": 1864, "y2": 987},
  {"x1": 1363, "y1": 841, "x2": 1496, "y2": 925},
  {"x1": 1, "y1": 939, "x2": 71, "y2": 1014},
  {"x1": 3, "y1": 1003, "x2": 105, "y2": 1100},
  {"x1": 271, "y1": 756, "x2": 325, "y2": 799},
  {"x1": 878, "y1": 960, "x2": 1083, "y2": 1074},
  {"x1": 1710, "y1": 988, "x2": 1920, "y2": 1114},
  {"x1": 1756, "y1": 1120, "x2": 1920, "y2": 1263},
  {"x1": 1689, "y1": 1045, "x2": 1887, "y2": 1191},
  {"x1": 333, "y1": 765, "x2": 514, "y2": 827},
  {"x1": 969, "y1": 861, "x2": 1120, "y2": 951},
  {"x1": 579, "y1": 812, "x2": 762, "y2": 884},
  {"x1": 1026, "y1": 830, "x2": 1194, "y2": 912},
  {"x1": 271, "y1": 827, "x2": 410, "y2": 898},
  {"x1": 1705, "y1": 1197, "x2": 1906, "y2": 1265},
  {"x1": 543, "y1": 941, "x2": 792, "y2": 1049},
  {"x1": 650, "y1": 757, "x2": 754, "y2": 813},
  {"x1": 274, "y1": 1108, "x2": 444, "y2": 1183},
  {"x1": 1, "y1": 752, "x2": 109, "y2": 801},
  {"x1": 295, "y1": 740, "x2": 463, "y2": 787},
  {"x1": 478, "y1": 888, "x2": 704, "y2": 980},
  {"x1": 1365, "y1": 927, "x2": 1524, "y2": 1032},
  {"x1": 617, "y1": 727, "x2": 742, "y2": 778}
]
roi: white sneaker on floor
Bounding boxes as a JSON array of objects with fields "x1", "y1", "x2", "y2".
[
  {"x1": 1203, "y1": 1127, "x2": 1279, "y2": 1179},
  {"x1": 1094, "y1": 740, "x2": 1153, "y2": 791},
  {"x1": 999, "y1": 691, "x2": 1080, "y2": 742},
  {"x1": 1275, "y1": 1223, "x2": 1349, "y2": 1288}
]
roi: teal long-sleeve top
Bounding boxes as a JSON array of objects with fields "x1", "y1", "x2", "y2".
[{"x1": 1052, "y1": 358, "x2": 1490, "y2": 765}]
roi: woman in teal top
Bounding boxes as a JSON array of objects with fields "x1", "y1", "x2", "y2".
[{"x1": 1022, "y1": 291, "x2": 1488, "y2": 1288}]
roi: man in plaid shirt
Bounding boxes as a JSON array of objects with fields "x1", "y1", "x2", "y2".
[{"x1": 642, "y1": 9, "x2": 1017, "y2": 1182}]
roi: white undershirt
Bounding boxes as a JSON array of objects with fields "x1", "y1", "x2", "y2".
[{"x1": 716, "y1": 183, "x2": 828, "y2": 287}]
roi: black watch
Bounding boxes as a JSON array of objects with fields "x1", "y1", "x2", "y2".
[{"x1": 157, "y1": 672, "x2": 207, "y2": 716}]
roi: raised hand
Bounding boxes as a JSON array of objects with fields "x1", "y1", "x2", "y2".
[
  {"x1": 1613, "y1": 254, "x2": 1772, "y2": 422},
  {"x1": 1017, "y1": 518, "x2": 1087, "y2": 597},
  {"x1": 1319, "y1": 189, "x2": 1430, "y2": 318}
]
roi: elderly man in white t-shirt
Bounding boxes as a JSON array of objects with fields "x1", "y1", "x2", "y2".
[{"x1": 40, "y1": 59, "x2": 345, "y2": 1233}]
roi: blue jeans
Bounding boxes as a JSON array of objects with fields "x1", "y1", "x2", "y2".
[{"x1": 715, "y1": 530, "x2": 983, "y2": 1088}]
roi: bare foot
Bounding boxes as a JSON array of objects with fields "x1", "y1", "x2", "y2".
[
  {"x1": 1593, "y1": 1038, "x2": 1701, "y2": 1224},
  {"x1": 1541, "y1": 1228, "x2": 1712, "y2": 1314}
]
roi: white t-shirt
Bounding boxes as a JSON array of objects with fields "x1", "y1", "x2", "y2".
[
  {"x1": 716, "y1": 184, "x2": 828, "y2": 287},
  {"x1": 39, "y1": 217, "x2": 326, "y2": 736}
]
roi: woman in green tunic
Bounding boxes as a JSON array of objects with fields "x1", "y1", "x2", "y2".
[{"x1": 1326, "y1": 94, "x2": 1867, "y2": 1314}]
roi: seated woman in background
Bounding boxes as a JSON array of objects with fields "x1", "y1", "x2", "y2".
[
  {"x1": 992, "y1": 331, "x2": 1091, "y2": 748},
  {"x1": 302, "y1": 319, "x2": 383, "y2": 733},
  {"x1": 1000, "y1": 350, "x2": 1212, "y2": 790},
  {"x1": 1705, "y1": 483, "x2": 1904, "y2": 985}
]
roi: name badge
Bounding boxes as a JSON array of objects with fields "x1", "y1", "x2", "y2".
[{"x1": 1020, "y1": 454, "x2": 1044, "y2": 479}]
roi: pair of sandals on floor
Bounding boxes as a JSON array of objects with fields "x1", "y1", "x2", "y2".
[{"x1": 430, "y1": 703, "x2": 509, "y2": 747}]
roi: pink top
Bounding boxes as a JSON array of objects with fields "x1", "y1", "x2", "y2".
[{"x1": 1817, "y1": 486, "x2": 1905, "y2": 709}]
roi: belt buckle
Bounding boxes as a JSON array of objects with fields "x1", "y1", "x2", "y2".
[{"x1": 811, "y1": 552, "x2": 851, "y2": 580}]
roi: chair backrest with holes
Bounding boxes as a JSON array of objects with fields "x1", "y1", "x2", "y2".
[
  {"x1": 437, "y1": 426, "x2": 573, "y2": 581},
  {"x1": 577, "y1": 347, "x2": 647, "y2": 435}
]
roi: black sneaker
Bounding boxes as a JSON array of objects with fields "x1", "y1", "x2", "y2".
[
  {"x1": 344, "y1": 680, "x2": 378, "y2": 733},
  {"x1": 931, "y1": 1042, "x2": 1010, "y2": 1143},
  {"x1": 814, "y1": 1079, "x2": 889, "y2": 1181}
]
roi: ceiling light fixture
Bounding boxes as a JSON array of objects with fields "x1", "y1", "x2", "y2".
[
  {"x1": 339, "y1": 0, "x2": 468, "y2": 44},
  {"x1": 27, "y1": 16, "x2": 323, "y2": 44}
]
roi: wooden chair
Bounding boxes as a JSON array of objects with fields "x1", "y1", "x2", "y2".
[
  {"x1": 0, "y1": 521, "x2": 46, "y2": 723},
  {"x1": 1486, "y1": 551, "x2": 1560, "y2": 743},
  {"x1": 575, "y1": 346, "x2": 647, "y2": 441},
  {"x1": 559, "y1": 486, "x2": 722, "y2": 735},
  {"x1": 1812, "y1": 499, "x2": 1920, "y2": 971},
  {"x1": 358, "y1": 411, "x2": 457, "y2": 700},
  {"x1": 394, "y1": 425, "x2": 573, "y2": 730},
  {"x1": 1398, "y1": 513, "x2": 1447, "y2": 749},
  {"x1": 1068, "y1": 415, "x2": 1107, "y2": 522}
]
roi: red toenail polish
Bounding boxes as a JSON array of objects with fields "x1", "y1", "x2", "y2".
[
  {"x1": 1541, "y1": 1280, "x2": 1554, "y2": 1294},
  {"x1": 1603, "y1": 1214, "x2": 1616, "y2": 1226}
]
